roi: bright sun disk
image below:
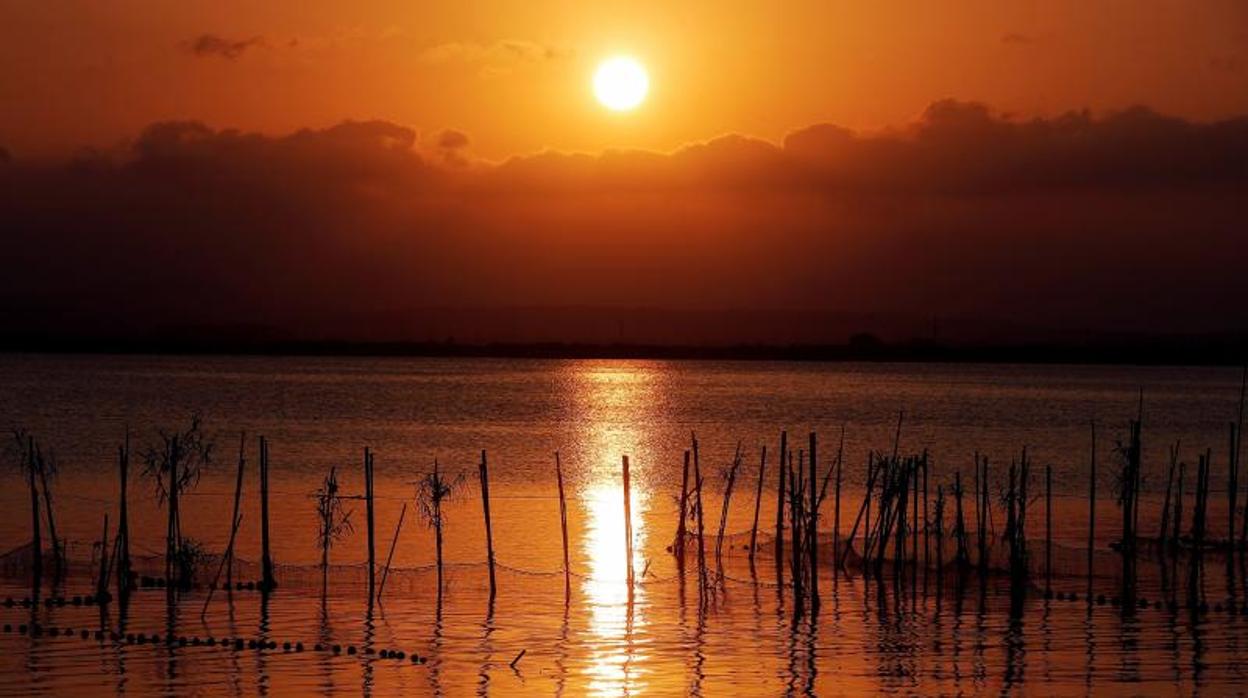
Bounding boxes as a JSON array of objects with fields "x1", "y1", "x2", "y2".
[{"x1": 593, "y1": 57, "x2": 648, "y2": 111}]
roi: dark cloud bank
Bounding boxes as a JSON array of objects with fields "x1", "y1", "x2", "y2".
[{"x1": 1, "y1": 100, "x2": 1246, "y2": 352}]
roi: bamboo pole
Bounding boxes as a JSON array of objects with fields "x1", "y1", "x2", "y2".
[
  {"x1": 775, "y1": 430, "x2": 787, "y2": 572},
  {"x1": 623, "y1": 455, "x2": 635, "y2": 595},
  {"x1": 1087, "y1": 421, "x2": 1096, "y2": 601},
  {"x1": 201, "y1": 434, "x2": 246, "y2": 616},
  {"x1": 1045, "y1": 464, "x2": 1052, "y2": 596},
  {"x1": 556, "y1": 453, "x2": 571, "y2": 599},
  {"x1": 922, "y1": 452, "x2": 929, "y2": 591},
  {"x1": 259, "y1": 436, "x2": 275, "y2": 592},
  {"x1": 96, "y1": 514, "x2": 109, "y2": 600},
  {"x1": 377, "y1": 501, "x2": 407, "y2": 602},
  {"x1": 1231, "y1": 421, "x2": 1240, "y2": 547},
  {"x1": 808, "y1": 432, "x2": 819, "y2": 611},
  {"x1": 117, "y1": 431, "x2": 130, "y2": 597},
  {"x1": 749, "y1": 445, "x2": 766, "y2": 564},
  {"x1": 1235, "y1": 365, "x2": 1247, "y2": 548},
  {"x1": 677, "y1": 450, "x2": 690, "y2": 565},
  {"x1": 165, "y1": 435, "x2": 179, "y2": 590},
  {"x1": 833, "y1": 439, "x2": 843, "y2": 574},
  {"x1": 226, "y1": 432, "x2": 246, "y2": 587},
  {"x1": 480, "y1": 449, "x2": 497, "y2": 601},
  {"x1": 978, "y1": 456, "x2": 989, "y2": 582},
  {"x1": 715, "y1": 445, "x2": 742, "y2": 572},
  {"x1": 36, "y1": 448, "x2": 62, "y2": 583},
  {"x1": 365, "y1": 448, "x2": 376, "y2": 605},
  {"x1": 27, "y1": 436, "x2": 41, "y2": 593},
  {"x1": 954, "y1": 470, "x2": 968, "y2": 570},
  {"x1": 693, "y1": 436, "x2": 708, "y2": 601}
]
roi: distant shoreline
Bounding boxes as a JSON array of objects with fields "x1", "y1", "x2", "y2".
[{"x1": 1, "y1": 337, "x2": 1244, "y2": 367}]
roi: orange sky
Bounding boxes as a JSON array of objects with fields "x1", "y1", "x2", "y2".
[{"x1": 3, "y1": 1, "x2": 1247, "y2": 158}]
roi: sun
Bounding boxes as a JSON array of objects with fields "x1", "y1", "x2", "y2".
[{"x1": 593, "y1": 56, "x2": 648, "y2": 111}]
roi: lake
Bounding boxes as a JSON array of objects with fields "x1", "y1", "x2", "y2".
[{"x1": 0, "y1": 354, "x2": 1244, "y2": 695}]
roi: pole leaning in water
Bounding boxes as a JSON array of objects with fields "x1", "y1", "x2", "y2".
[{"x1": 480, "y1": 450, "x2": 497, "y2": 601}]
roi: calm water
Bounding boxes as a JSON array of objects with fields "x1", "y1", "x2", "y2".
[{"x1": 0, "y1": 354, "x2": 1244, "y2": 695}]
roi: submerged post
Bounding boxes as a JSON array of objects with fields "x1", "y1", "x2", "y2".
[
  {"x1": 623, "y1": 455, "x2": 635, "y2": 595},
  {"x1": 479, "y1": 449, "x2": 497, "y2": 601},
  {"x1": 556, "y1": 452, "x2": 572, "y2": 600}
]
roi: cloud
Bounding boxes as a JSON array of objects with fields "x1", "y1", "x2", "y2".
[
  {"x1": 437, "y1": 129, "x2": 469, "y2": 150},
  {"x1": 1, "y1": 101, "x2": 1245, "y2": 344},
  {"x1": 186, "y1": 34, "x2": 267, "y2": 60},
  {"x1": 1001, "y1": 32, "x2": 1035, "y2": 45},
  {"x1": 420, "y1": 39, "x2": 571, "y2": 75}
]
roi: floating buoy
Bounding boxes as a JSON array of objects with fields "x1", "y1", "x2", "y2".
[
  {"x1": 3, "y1": 597, "x2": 12, "y2": 608},
  {"x1": 332, "y1": 645, "x2": 341, "y2": 654},
  {"x1": 72, "y1": 596, "x2": 82, "y2": 605},
  {"x1": 348, "y1": 646, "x2": 358, "y2": 655},
  {"x1": 283, "y1": 642, "x2": 291, "y2": 652},
  {"x1": 2, "y1": 624, "x2": 10, "y2": 633},
  {"x1": 95, "y1": 631, "x2": 105, "y2": 641},
  {"x1": 314, "y1": 644, "x2": 324, "y2": 652},
  {"x1": 395, "y1": 651, "x2": 406, "y2": 660},
  {"x1": 48, "y1": 628, "x2": 59, "y2": 637},
  {"x1": 18, "y1": 625, "x2": 27, "y2": 635},
  {"x1": 295, "y1": 642, "x2": 304, "y2": 652}
]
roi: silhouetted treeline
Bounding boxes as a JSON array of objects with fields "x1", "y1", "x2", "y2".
[{"x1": 1, "y1": 332, "x2": 1245, "y2": 366}]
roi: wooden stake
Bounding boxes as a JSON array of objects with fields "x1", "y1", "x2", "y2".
[
  {"x1": 27, "y1": 436, "x2": 41, "y2": 592},
  {"x1": 833, "y1": 438, "x2": 843, "y2": 573},
  {"x1": 1045, "y1": 463, "x2": 1052, "y2": 596},
  {"x1": 1087, "y1": 421, "x2": 1096, "y2": 601},
  {"x1": 693, "y1": 435, "x2": 708, "y2": 600},
  {"x1": 775, "y1": 430, "x2": 787, "y2": 572},
  {"x1": 556, "y1": 452, "x2": 571, "y2": 599},
  {"x1": 808, "y1": 432, "x2": 819, "y2": 610},
  {"x1": 226, "y1": 432, "x2": 246, "y2": 587},
  {"x1": 377, "y1": 502, "x2": 407, "y2": 602},
  {"x1": 479, "y1": 449, "x2": 497, "y2": 601},
  {"x1": 623, "y1": 455, "x2": 635, "y2": 595},
  {"x1": 365, "y1": 448, "x2": 376, "y2": 604},
  {"x1": 677, "y1": 450, "x2": 690, "y2": 565},
  {"x1": 259, "y1": 436, "x2": 275, "y2": 592},
  {"x1": 749, "y1": 445, "x2": 766, "y2": 564},
  {"x1": 96, "y1": 514, "x2": 109, "y2": 600},
  {"x1": 117, "y1": 431, "x2": 130, "y2": 597}
]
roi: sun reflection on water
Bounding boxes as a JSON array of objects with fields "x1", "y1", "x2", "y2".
[{"x1": 571, "y1": 363, "x2": 659, "y2": 696}]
